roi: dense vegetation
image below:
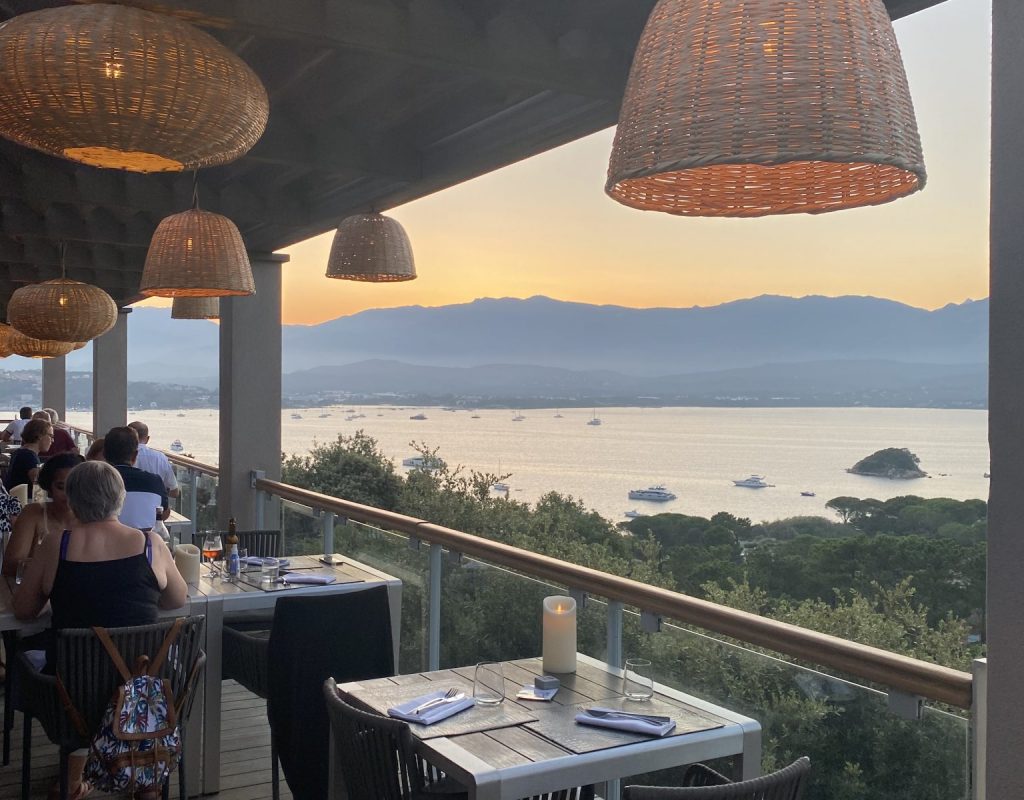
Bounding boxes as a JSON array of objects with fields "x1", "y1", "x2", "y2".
[{"x1": 277, "y1": 432, "x2": 981, "y2": 800}]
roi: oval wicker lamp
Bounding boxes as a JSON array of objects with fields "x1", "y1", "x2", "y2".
[
  {"x1": 0, "y1": 324, "x2": 76, "y2": 359},
  {"x1": 7, "y1": 278, "x2": 118, "y2": 343},
  {"x1": 0, "y1": 4, "x2": 268, "y2": 172},
  {"x1": 325, "y1": 213, "x2": 417, "y2": 282},
  {"x1": 140, "y1": 208, "x2": 255, "y2": 297},
  {"x1": 171, "y1": 296, "x2": 220, "y2": 320},
  {"x1": 606, "y1": 0, "x2": 926, "y2": 217}
]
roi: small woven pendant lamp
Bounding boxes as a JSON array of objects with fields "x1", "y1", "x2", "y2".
[
  {"x1": 8, "y1": 277, "x2": 118, "y2": 343},
  {"x1": 0, "y1": 4, "x2": 268, "y2": 173},
  {"x1": 171, "y1": 296, "x2": 220, "y2": 320},
  {"x1": 0, "y1": 324, "x2": 77, "y2": 359},
  {"x1": 325, "y1": 213, "x2": 417, "y2": 282},
  {"x1": 606, "y1": 0, "x2": 926, "y2": 217},
  {"x1": 141, "y1": 179, "x2": 255, "y2": 297}
]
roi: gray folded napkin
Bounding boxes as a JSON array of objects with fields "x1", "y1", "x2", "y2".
[
  {"x1": 388, "y1": 691, "x2": 475, "y2": 725},
  {"x1": 242, "y1": 556, "x2": 290, "y2": 567},
  {"x1": 575, "y1": 707, "x2": 676, "y2": 736},
  {"x1": 281, "y1": 573, "x2": 336, "y2": 585}
]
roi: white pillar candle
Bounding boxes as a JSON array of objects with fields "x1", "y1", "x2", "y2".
[
  {"x1": 542, "y1": 595, "x2": 577, "y2": 674},
  {"x1": 174, "y1": 543, "x2": 201, "y2": 586}
]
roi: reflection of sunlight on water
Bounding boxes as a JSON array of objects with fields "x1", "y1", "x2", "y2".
[{"x1": 68, "y1": 407, "x2": 988, "y2": 524}]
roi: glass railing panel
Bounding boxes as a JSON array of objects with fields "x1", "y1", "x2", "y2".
[
  {"x1": 603, "y1": 613, "x2": 969, "y2": 800},
  {"x1": 335, "y1": 520, "x2": 432, "y2": 674},
  {"x1": 193, "y1": 472, "x2": 218, "y2": 532},
  {"x1": 278, "y1": 501, "x2": 322, "y2": 556}
]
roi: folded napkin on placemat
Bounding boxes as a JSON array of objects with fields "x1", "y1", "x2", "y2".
[
  {"x1": 388, "y1": 691, "x2": 475, "y2": 725},
  {"x1": 281, "y1": 573, "x2": 336, "y2": 585},
  {"x1": 575, "y1": 707, "x2": 676, "y2": 737},
  {"x1": 242, "y1": 556, "x2": 290, "y2": 567}
]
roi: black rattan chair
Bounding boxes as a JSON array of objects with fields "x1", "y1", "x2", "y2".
[
  {"x1": 223, "y1": 587, "x2": 396, "y2": 800},
  {"x1": 623, "y1": 757, "x2": 810, "y2": 800},
  {"x1": 325, "y1": 678, "x2": 467, "y2": 800},
  {"x1": 15, "y1": 616, "x2": 206, "y2": 800}
]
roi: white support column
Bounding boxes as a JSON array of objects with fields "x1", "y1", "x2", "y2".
[
  {"x1": 92, "y1": 310, "x2": 129, "y2": 438},
  {"x1": 988, "y1": 2, "x2": 1024, "y2": 796},
  {"x1": 41, "y1": 356, "x2": 66, "y2": 420},
  {"x1": 218, "y1": 253, "x2": 287, "y2": 529}
]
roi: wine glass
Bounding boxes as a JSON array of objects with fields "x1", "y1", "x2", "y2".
[{"x1": 201, "y1": 532, "x2": 223, "y2": 578}]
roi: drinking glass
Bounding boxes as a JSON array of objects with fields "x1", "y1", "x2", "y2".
[
  {"x1": 15, "y1": 557, "x2": 30, "y2": 586},
  {"x1": 260, "y1": 557, "x2": 280, "y2": 585},
  {"x1": 623, "y1": 658, "x2": 654, "y2": 701},
  {"x1": 238, "y1": 548, "x2": 249, "y2": 572},
  {"x1": 473, "y1": 662, "x2": 505, "y2": 706},
  {"x1": 201, "y1": 533, "x2": 222, "y2": 578}
]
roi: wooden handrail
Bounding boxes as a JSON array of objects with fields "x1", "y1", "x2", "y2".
[{"x1": 254, "y1": 477, "x2": 973, "y2": 709}]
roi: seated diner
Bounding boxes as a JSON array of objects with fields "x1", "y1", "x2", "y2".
[
  {"x1": 2, "y1": 452, "x2": 83, "y2": 577},
  {"x1": 13, "y1": 460, "x2": 187, "y2": 800},
  {"x1": 3, "y1": 417, "x2": 53, "y2": 491}
]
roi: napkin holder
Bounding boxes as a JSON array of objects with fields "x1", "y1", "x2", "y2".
[{"x1": 174, "y1": 543, "x2": 201, "y2": 586}]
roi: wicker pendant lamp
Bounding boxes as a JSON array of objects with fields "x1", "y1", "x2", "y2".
[
  {"x1": 0, "y1": 4, "x2": 268, "y2": 172},
  {"x1": 140, "y1": 181, "x2": 255, "y2": 298},
  {"x1": 8, "y1": 276, "x2": 118, "y2": 343},
  {"x1": 171, "y1": 296, "x2": 220, "y2": 320},
  {"x1": 606, "y1": 0, "x2": 926, "y2": 217},
  {"x1": 325, "y1": 213, "x2": 417, "y2": 282},
  {"x1": 0, "y1": 323, "x2": 76, "y2": 359}
]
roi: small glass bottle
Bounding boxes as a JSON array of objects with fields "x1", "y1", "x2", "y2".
[
  {"x1": 154, "y1": 511, "x2": 171, "y2": 547},
  {"x1": 225, "y1": 517, "x2": 240, "y2": 582}
]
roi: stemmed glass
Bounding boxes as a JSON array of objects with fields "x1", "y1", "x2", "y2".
[{"x1": 201, "y1": 532, "x2": 223, "y2": 578}]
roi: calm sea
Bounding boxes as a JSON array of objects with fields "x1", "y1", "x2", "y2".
[{"x1": 67, "y1": 406, "x2": 989, "y2": 524}]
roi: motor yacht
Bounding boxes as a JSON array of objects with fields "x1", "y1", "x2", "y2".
[
  {"x1": 169, "y1": 439, "x2": 184, "y2": 453},
  {"x1": 733, "y1": 475, "x2": 770, "y2": 488},
  {"x1": 628, "y1": 486, "x2": 676, "y2": 501}
]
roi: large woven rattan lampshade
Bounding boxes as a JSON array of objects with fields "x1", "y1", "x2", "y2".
[
  {"x1": 0, "y1": 4, "x2": 268, "y2": 172},
  {"x1": 171, "y1": 296, "x2": 220, "y2": 320},
  {"x1": 325, "y1": 213, "x2": 417, "y2": 282},
  {"x1": 606, "y1": 0, "x2": 926, "y2": 217},
  {"x1": 7, "y1": 278, "x2": 118, "y2": 343},
  {"x1": 0, "y1": 324, "x2": 76, "y2": 359},
  {"x1": 141, "y1": 208, "x2": 255, "y2": 297}
]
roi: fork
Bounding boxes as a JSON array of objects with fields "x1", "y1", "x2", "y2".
[
  {"x1": 583, "y1": 708, "x2": 672, "y2": 725},
  {"x1": 410, "y1": 688, "x2": 461, "y2": 715}
]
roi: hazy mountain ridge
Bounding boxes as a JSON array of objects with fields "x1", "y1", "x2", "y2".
[{"x1": 0, "y1": 295, "x2": 988, "y2": 405}]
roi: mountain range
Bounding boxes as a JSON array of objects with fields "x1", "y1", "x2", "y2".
[{"x1": 0, "y1": 294, "x2": 988, "y2": 406}]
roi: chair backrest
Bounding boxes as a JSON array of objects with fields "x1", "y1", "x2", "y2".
[
  {"x1": 269, "y1": 586, "x2": 395, "y2": 800},
  {"x1": 623, "y1": 757, "x2": 811, "y2": 800},
  {"x1": 8, "y1": 483, "x2": 28, "y2": 506},
  {"x1": 192, "y1": 529, "x2": 281, "y2": 558},
  {"x1": 119, "y1": 490, "x2": 162, "y2": 529},
  {"x1": 54, "y1": 616, "x2": 206, "y2": 741},
  {"x1": 324, "y1": 678, "x2": 424, "y2": 800}
]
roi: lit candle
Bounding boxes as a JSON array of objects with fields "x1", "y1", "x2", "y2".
[{"x1": 542, "y1": 595, "x2": 577, "y2": 674}]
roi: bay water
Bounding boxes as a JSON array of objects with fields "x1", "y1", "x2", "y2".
[{"x1": 68, "y1": 406, "x2": 989, "y2": 524}]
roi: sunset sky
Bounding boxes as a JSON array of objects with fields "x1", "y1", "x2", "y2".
[{"x1": 147, "y1": 0, "x2": 991, "y2": 326}]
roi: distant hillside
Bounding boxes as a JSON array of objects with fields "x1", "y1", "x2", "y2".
[
  {"x1": 0, "y1": 295, "x2": 988, "y2": 404},
  {"x1": 283, "y1": 358, "x2": 986, "y2": 407}
]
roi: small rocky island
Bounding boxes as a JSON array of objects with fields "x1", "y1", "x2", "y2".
[{"x1": 848, "y1": 448, "x2": 927, "y2": 479}]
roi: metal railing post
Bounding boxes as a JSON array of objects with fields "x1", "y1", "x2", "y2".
[
  {"x1": 428, "y1": 543, "x2": 442, "y2": 671},
  {"x1": 973, "y1": 658, "x2": 987, "y2": 800},
  {"x1": 188, "y1": 468, "x2": 198, "y2": 529},
  {"x1": 606, "y1": 600, "x2": 623, "y2": 669}
]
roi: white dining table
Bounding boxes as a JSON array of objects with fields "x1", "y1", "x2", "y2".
[{"x1": 0, "y1": 551, "x2": 403, "y2": 796}]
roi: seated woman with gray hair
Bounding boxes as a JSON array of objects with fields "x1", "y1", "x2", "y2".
[{"x1": 13, "y1": 461, "x2": 188, "y2": 799}]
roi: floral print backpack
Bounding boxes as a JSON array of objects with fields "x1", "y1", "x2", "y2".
[{"x1": 57, "y1": 619, "x2": 197, "y2": 794}]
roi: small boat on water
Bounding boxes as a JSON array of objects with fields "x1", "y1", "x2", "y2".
[
  {"x1": 624, "y1": 509, "x2": 642, "y2": 518},
  {"x1": 733, "y1": 475, "x2": 770, "y2": 489},
  {"x1": 176, "y1": 413, "x2": 186, "y2": 418},
  {"x1": 471, "y1": 414, "x2": 481, "y2": 419},
  {"x1": 169, "y1": 439, "x2": 184, "y2": 453},
  {"x1": 512, "y1": 411, "x2": 525, "y2": 422},
  {"x1": 492, "y1": 482, "x2": 510, "y2": 492},
  {"x1": 290, "y1": 413, "x2": 302, "y2": 420},
  {"x1": 628, "y1": 486, "x2": 676, "y2": 501},
  {"x1": 319, "y1": 413, "x2": 331, "y2": 418},
  {"x1": 800, "y1": 491, "x2": 816, "y2": 497},
  {"x1": 587, "y1": 409, "x2": 602, "y2": 426},
  {"x1": 410, "y1": 413, "x2": 428, "y2": 420},
  {"x1": 402, "y1": 456, "x2": 444, "y2": 470}
]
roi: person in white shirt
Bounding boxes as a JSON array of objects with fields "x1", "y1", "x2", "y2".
[
  {"x1": 127, "y1": 421, "x2": 181, "y2": 500},
  {"x1": 1, "y1": 407, "x2": 33, "y2": 444}
]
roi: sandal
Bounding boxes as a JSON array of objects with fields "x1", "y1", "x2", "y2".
[{"x1": 46, "y1": 780, "x2": 92, "y2": 800}]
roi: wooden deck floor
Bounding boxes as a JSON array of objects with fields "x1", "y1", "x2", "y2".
[{"x1": 0, "y1": 680, "x2": 292, "y2": 800}]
